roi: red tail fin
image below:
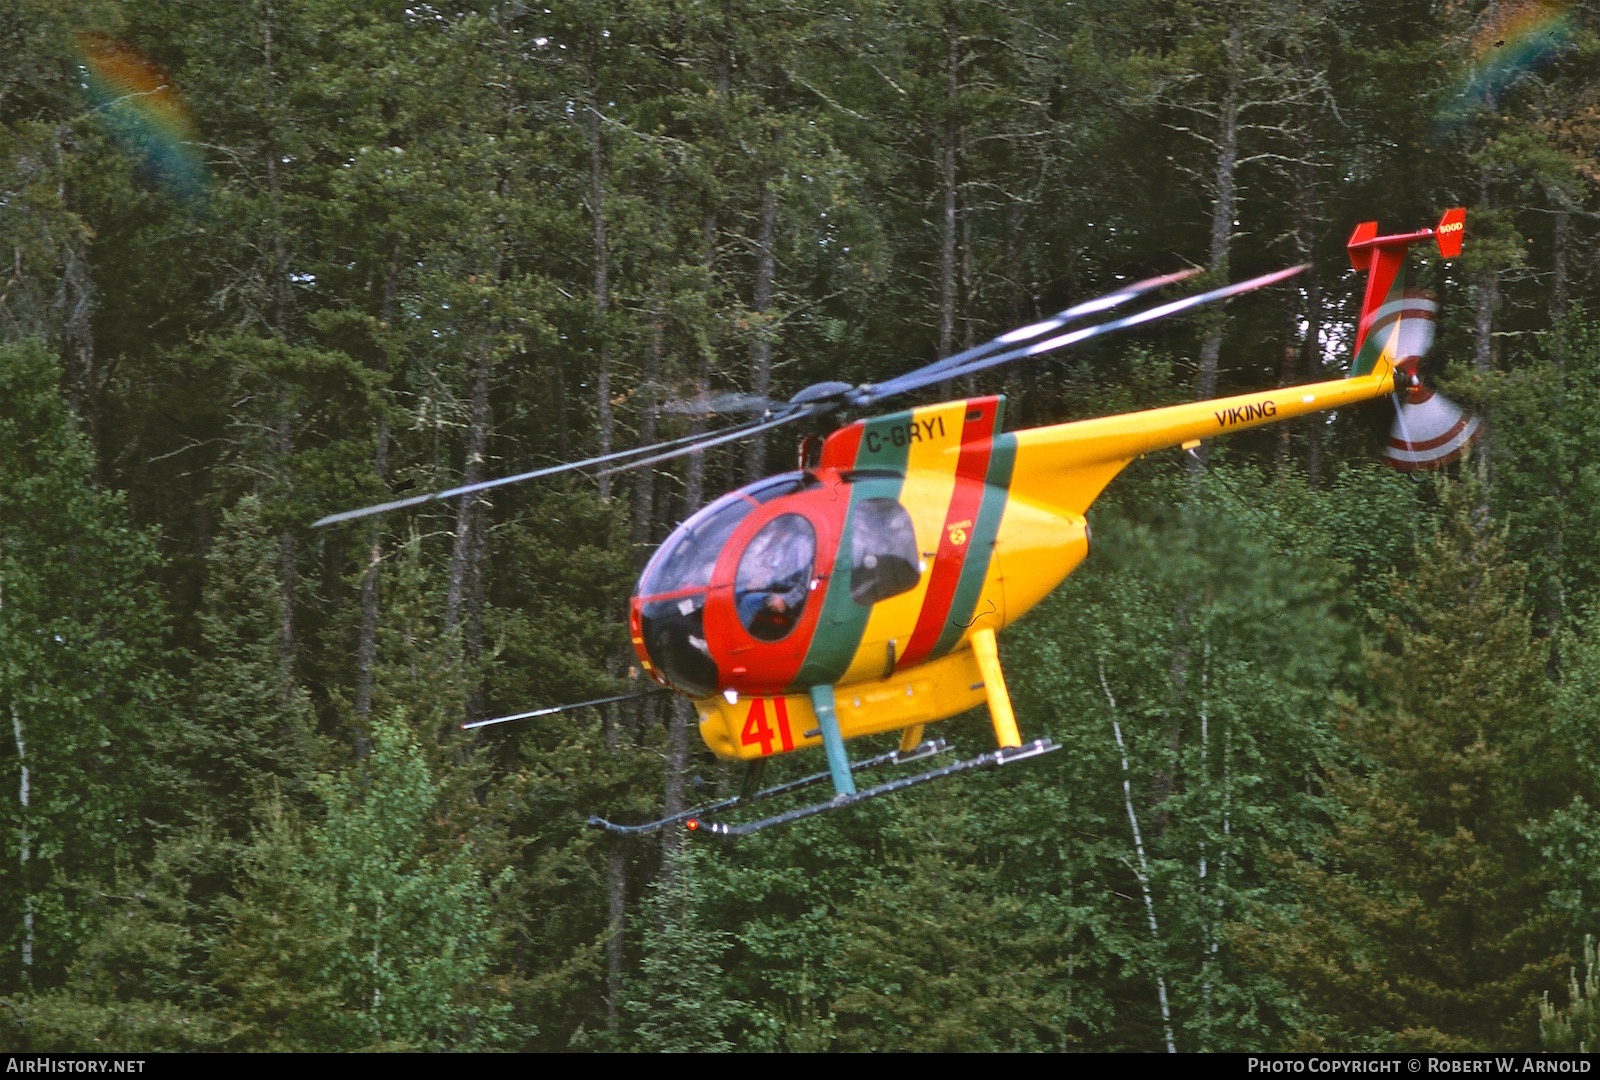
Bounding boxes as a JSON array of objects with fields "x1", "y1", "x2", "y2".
[{"x1": 1435, "y1": 207, "x2": 1465, "y2": 259}]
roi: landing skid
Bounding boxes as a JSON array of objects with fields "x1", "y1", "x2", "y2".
[
  {"x1": 697, "y1": 739, "x2": 1059, "y2": 837},
  {"x1": 587, "y1": 738, "x2": 951, "y2": 837}
]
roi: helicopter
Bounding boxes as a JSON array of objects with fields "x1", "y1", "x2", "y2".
[{"x1": 316, "y1": 208, "x2": 1470, "y2": 836}]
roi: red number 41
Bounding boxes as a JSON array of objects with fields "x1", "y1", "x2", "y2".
[{"x1": 740, "y1": 697, "x2": 795, "y2": 756}]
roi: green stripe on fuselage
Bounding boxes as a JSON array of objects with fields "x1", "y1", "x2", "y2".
[
  {"x1": 848, "y1": 407, "x2": 923, "y2": 474},
  {"x1": 1351, "y1": 267, "x2": 1407, "y2": 377},
  {"x1": 931, "y1": 432, "x2": 1016, "y2": 657},
  {"x1": 792, "y1": 420, "x2": 911, "y2": 688}
]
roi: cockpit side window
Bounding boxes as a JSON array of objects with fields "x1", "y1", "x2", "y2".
[
  {"x1": 735, "y1": 514, "x2": 816, "y2": 642},
  {"x1": 850, "y1": 498, "x2": 920, "y2": 606}
]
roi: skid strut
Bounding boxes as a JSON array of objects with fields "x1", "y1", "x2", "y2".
[
  {"x1": 587, "y1": 738, "x2": 949, "y2": 836},
  {"x1": 695, "y1": 739, "x2": 1059, "y2": 837}
]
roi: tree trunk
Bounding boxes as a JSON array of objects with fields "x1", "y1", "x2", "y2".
[
  {"x1": 354, "y1": 241, "x2": 401, "y2": 741},
  {"x1": 745, "y1": 185, "x2": 778, "y2": 482},
  {"x1": 586, "y1": 91, "x2": 613, "y2": 500},
  {"x1": 1547, "y1": 204, "x2": 1570, "y2": 634},
  {"x1": 1002, "y1": 198, "x2": 1025, "y2": 425},
  {"x1": 1474, "y1": 169, "x2": 1497, "y2": 376},
  {"x1": 939, "y1": 25, "x2": 959, "y2": 367},
  {"x1": 11, "y1": 701, "x2": 32, "y2": 993},
  {"x1": 553, "y1": 353, "x2": 569, "y2": 458},
  {"x1": 604, "y1": 844, "x2": 626, "y2": 1033},
  {"x1": 1302, "y1": 262, "x2": 1324, "y2": 488},
  {"x1": 1275, "y1": 338, "x2": 1295, "y2": 475},
  {"x1": 659, "y1": 465, "x2": 705, "y2": 878},
  {"x1": 960, "y1": 151, "x2": 976, "y2": 396},
  {"x1": 445, "y1": 338, "x2": 492, "y2": 637},
  {"x1": 1196, "y1": 23, "x2": 1241, "y2": 406},
  {"x1": 662, "y1": 218, "x2": 716, "y2": 875},
  {"x1": 1099, "y1": 662, "x2": 1177, "y2": 1053},
  {"x1": 1551, "y1": 205, "x2": 1569, "y2": 373},
  {"x1": 1473, "y1": 267, "x2": 1498, "y2": 375},
  {"x1": 262, "y1": 3, "x2": 290, "y2": 341},
  {"x1": 56, "y1": 224, "x2": 98, "y2": 480},
  {"x1": 631, "y1": 303, "x2": 664, "y2": 552},
  {"x1": 277, "y1": 518, "x2": 296, "y2": 692},
  {"x1": 1291, "y1": 131, "x2": 1323, "y2": 487},
  {"x1": 592, "y1": 57, "x2": 623, "y2": 1027},
  {"x1": 463, "y1": 478, "x2": 489, "y2": 724},
  {"x1": 262, "y1": 2, "x2": 298, "y2": 680},
  {"x1": 1472, "y1": 170, "x2": 1497, "y2": 496}
]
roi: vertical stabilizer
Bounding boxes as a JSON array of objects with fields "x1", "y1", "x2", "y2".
[{"x1": 1346, "y1": 210, "x2": 1465, "y2": 376}]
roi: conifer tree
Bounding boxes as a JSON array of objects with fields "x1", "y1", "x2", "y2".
[
  {"x1": 1541, "y1": 935, "x2": 1600, "y2": 1052},
  {"x1": 0, "y1": 340, "x2": 176, "y2": 994},
  {"x1": 623, "y1": 844, "x2": 737, "y2": 1052},
  {"x1": 187, "y1": 495, "x2": 321, "y2": 839},
  {"x1": 1249, "y1": 477, "x2": 1567, "y2": 1050}
]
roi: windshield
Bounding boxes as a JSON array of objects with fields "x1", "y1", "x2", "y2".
[{"x1": 636, "y1": 473, "x2": 810, "y2": 598}]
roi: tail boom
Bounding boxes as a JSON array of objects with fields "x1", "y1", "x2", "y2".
[{"x1": 1006, "y1": 362, "x2": 1396, "y2": 520}]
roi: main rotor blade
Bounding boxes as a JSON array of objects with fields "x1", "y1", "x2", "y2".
[
  {"x1": 591, "y1": 405, "x2": 824, "y2": 479},
  {"x1": 862, "y1": 264, "x2": 1307, "y2": 404},
  {"x1": 462, "y1": 687, "x2": 670, "y2": 730},
  {"x1": 658, "y1": 390, "x2": 778, "y2": 417},
  {"x1": 868, "y1": 266, "x2": 1201, "y2": 399},
  {"x1": 312, "y1": 420, "x2": 768, "y2": 529}
]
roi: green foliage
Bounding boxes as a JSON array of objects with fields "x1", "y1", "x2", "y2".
[
  {"x1": 1250, "y1": 478, "x2": 1567, "y2": 1051},
  {"x1": 0, "y1": 340, "x2": 176, "y2": 992},
  {"x1": 1478, "y1": 310, "x2": 1600, "y2": 630},
  {"x1": 1536, "y1": 606, "x2": 1600, "y2": 941},
  {"x1": 624, "y1": 848, "x2": 738, "y2": 1052},
  {"x1": 207, "y1": 798, "x2": 355, "y2": 1051},
  {"x1": 823, "y1": 823, "x2": 1075, "y2": 1052},
  {"x1": 1541, "y1": 936, "x2": 1600, "y2": 1052},
  {"x1": 1005, "y1": 464, "x2": 1370, "y2": 1050},
  {"x1": 306, "y1": 711, "x2": 519, "y2": 1050},
  {"x1": 187, "y1": 495, "x2": 322, "y2": 837},
  {"x1": 3, "y1": 829, "x2": 229, "y2": 1051}
]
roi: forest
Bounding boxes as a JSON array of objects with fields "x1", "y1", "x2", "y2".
[{"x1": 5, "y1": 0, "x2": 1600, "y2": 1053}]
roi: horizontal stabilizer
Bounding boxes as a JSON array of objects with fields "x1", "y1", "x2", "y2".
[{"x1": 1347, "y1": 221, "x2": 1379, "y2": 269}]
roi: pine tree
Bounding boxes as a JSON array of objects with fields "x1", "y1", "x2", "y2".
[
  {"x1": 0, "y1": 339, "x2": 177, "y2": 994},
  {"x1": 1541, "y1": 935, "x2": 1600, "y2": 1052},
  {"x1": 207, "y1": 796, "x2": 355, "y2": 1051},
  {"x1": 622, "y1": 844, "x2": 737, "y2": 1052},
  {"x1": 5, "y1": 828, "x2": 228, "y2": 1051},
  {"x1": 1251, "y1": 477, "x2": 1568, "y2": 1050},
  {"x1": 188, "y1": 494, "x2": 321, "y2": 839}
]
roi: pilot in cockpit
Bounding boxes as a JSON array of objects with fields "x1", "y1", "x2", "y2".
[{"x1": 735, "y1": 515, "x2": 815, "y2": 641}]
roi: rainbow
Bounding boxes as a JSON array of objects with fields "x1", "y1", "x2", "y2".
[
  {"x1": 74, "y1": 32, "x2": 208, "y2": 200},
  {"x1": 1439, "y1": 1, "x2": 1575, "y2": 123}
]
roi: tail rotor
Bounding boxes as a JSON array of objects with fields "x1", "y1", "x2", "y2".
[
  {"x1": 1345, "y1": 209, "x2": 1481, "y2": 473},
  {"x1": 1375, "y1": 293, "x2": 1481, "y2": 473}
]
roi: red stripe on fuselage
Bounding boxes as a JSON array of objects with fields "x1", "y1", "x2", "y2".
[
  {"x1": 818, "y1": 423, "x2": 864, "y2": 472},
  {"x1": 898, "y1": 402, "x2": 997, "y2": 669}
]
